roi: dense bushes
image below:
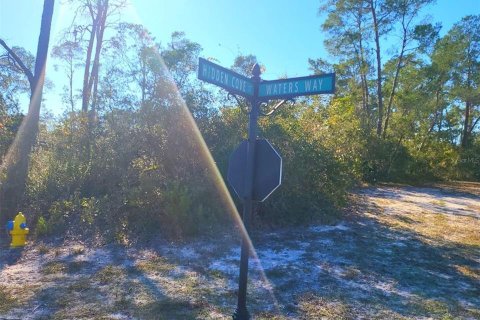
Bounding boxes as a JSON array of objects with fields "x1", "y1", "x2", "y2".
[
  {"x1": 23, "y1": 91, "x2": 479, "y2": 241},
  {"x1": 26, "y1": 102, "x2": 233, "y2": 240}
]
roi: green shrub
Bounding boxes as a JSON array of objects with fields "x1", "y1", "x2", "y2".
[{"x1": 35, "y1": 216, "x2": 49, "y2": 236}]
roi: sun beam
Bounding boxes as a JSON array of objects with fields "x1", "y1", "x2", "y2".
[{"x1": 123, "y1": 0, "x2": 282, "y2": 313}]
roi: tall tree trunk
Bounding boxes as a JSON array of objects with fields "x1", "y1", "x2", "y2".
[
  {"x1": 355, "y1": 6, "x2": 370, "y2": 122},
  {"x1": 419, "y1": 90, "x2": 441, "y2": 152},
  {"x1": 68, "y1": 56, "x2": 75, "y2": 112},
  {"x1": 81, "y1": 8, "x2": 98, "y2": 113},
  {"x1": 461, "y1": 101, "x2": 471, "y2": 147},
  {"x1": 359, "y1": 37, "x2": 370, "y2": 124},
  {"x1": 87, "y1": 0, "x2": 108, "y2": 119},
  {"x1": 0, "y1": 0, "x2": 54, "y2": 227},
  {"x1": 383, "y1": 36, "x2": 407, "y2": 139},
  {"x1": 370, "y1": 0, "x2": 384, "y2": 137}
]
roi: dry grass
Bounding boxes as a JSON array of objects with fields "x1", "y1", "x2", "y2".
[
  {"x1": 41, "y1": 261, "x2": 67, "y2": 274},
  {"x1": 0, "y1": 285, "x2": 15, "y2": 313},
  {"x1": 411, "y1": 298, "x2": 454, "y2": 319},
  {"x1": 71, "y1": 245, "x2": 85, "y2": 255},
  {"x1": 95, "y1": 265, "x2": 125, "y2": 284},
  {"x1": 435, "y1": 181, "x2": 480, "y2": 196},
  {"x1": 298, "y1": 294, "x2": 355, "y2": 320},
  {"x1": 342, "y1": 266, "x2": 361, "y2": 280},
  {"x1": 454, "y1": 265, "x2": 480, "y2": 281},
  {"x1": 37, "y1": 244, "x2": 50, "y2": 255},
  {"x1": 0, "y1": 284, "x2": 40, "y2": 314},
  {"x1": 135, "y1": 256, "x2": 175, "y2": 274},
  {"x1": 367, "y1": 193, "x2": 480, "y2": 247}
]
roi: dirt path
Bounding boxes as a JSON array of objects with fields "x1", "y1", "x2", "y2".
[{"x1": 1, "y1": 184, "x2": 479, "y2": 319}]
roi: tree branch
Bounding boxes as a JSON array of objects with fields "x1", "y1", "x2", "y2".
[
  {"x1": 470, "y1": 115, "x2": 480, "y2": 133},
  {"x1": 0, "y1": 38, "x2": 34, "y2": 87}
]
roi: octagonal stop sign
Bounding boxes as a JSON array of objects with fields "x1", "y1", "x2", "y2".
[{"x1": 227, "y1": 139, "x2": 282, "y2": 202}]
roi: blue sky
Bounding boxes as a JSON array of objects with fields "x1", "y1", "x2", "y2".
[{"x1": 1, "y1": 0, "x2": 479, "y2": 114}]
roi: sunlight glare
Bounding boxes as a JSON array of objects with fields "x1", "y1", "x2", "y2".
[{"x1": 124, "y1": 0, "x2": 282, "y2": 313}]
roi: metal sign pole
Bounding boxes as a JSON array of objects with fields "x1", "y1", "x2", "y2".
[{"x1": 233, "y1": 64, "x2": 261, "y2": 320}]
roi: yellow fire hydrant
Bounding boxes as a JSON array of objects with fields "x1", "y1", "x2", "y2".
[{"x1": 6, "y1": 212, "x2": 29, "y2": 248}]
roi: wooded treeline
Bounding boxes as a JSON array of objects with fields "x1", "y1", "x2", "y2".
[{"x1": 0, "y1": 0, "x2": 478, "y2": 240}]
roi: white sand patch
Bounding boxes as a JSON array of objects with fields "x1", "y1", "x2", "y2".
[
  {"x1": 208, "y1": 253, "x2": 239, "y2": 275},
  {"x1": 427, "y1": 270, "x2": 453, "y2": 280},
  {"x1": 251, "y1": 248, "x2": 306, "y2": 271},
  {"x1": 309, "y1": 223, "x2": 350, "y2": 233},
  {"x1": 106, "y1": 313, "x2": 132, "y2": 320},
  {"x1": 170, "y1": 265, "x2": 189, "y2": 277},
  {"x1": 295, "y1": 239, "x2": 333, "y2": 249},
  {"x1": 391, "y1": 241, "x2": 407, "y2": 247},
  {"x1": 317, "y1": 263, "x2": 344, "y2": 277},
  {"x1": 178, "y1": 247, "x2": 200, "y2": 260},
  {"x1": 0, "y1": 260, "x2": 42, "y2": 284},
  {"x1": 373, "y1": 281, "x2": 397, "y2": 296},
  {"x1": 80, "y1": 247, "x2": 114, "y2": 267}
]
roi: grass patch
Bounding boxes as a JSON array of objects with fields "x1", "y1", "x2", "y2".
[
  {"x1": 412, "y1": 299, "x2": 454, "y2": 319},
  {"x1": 51, "y1": 303, "x2": 109, "y2": 320},
  {"x1": 298, "y1": 294, "x2": 355, "y2": 319},
  {"x1": 266, "y1": 266, "x2": 289, "y2": 279},
  {"x1": 342, "y1": 266, "x2": 361, "y2": 280},
  {"x1": 370, "y1": 206, "x2": 480, "y2": 247},
  {"x1": 67, "y1": 277, "x2": 92, "y2": 292},
  {"x1": 432, "y1": 200, "x2": 446, "y2": 207},
  {"x1": 372, "y1": 198, "x2": 396, "y2": 206},
  {"x1": 134, "y1": 299, "x2": 197, "y2": 319},
  {"x1": 113, "y1": 296, "x2": 132, "y2": 311},
  {"x1": 135, "y1": 256, "x2": 175, "y2": 274},
  {"x1": 42, "y1": 261, "x2": 67, "y2": 274},
  {"x1": 95, "y1": 265, "x2": 125, "y2": 284},
  {"x1": 454, "y1": 265, "x2": 480, "y2": 281},
  {"x1": 37, "y1": 243, "x2": 50, "y2": 254},
  {"x1": 71, "y1": 245, "x2": 85, "y2": 255},
  {"x1": 208, "y1": 269, "x2": 225, "y2": 279},
  {"x1": 0, "y1": 285, "x2": 16, "y2": 313},
  {"x1": 176, "y1": 274, "x2": 202, "y2": 295},
  {"x1": 256, "y1": 312, "x2": 289, "y2": 319},
  {"x1": 67, "y1": 260, "x2": 90, "y2": 273}
]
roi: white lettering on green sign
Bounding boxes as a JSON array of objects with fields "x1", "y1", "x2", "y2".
[
  {"x1": 200, "y1": 61, "x2": 253, "y2": 96},
  {"x1": 259, "y1": 74, "x2": 334, "y2": 99},
  {"x1": 198, "y1": 58, "x2": 334, "y2": 99},
  {"x1": 264, "y1": 81, "x2": 300, "y2": 96},
  {"x1": 304, "y1": 78, "x2": 323, "y2": 92}
]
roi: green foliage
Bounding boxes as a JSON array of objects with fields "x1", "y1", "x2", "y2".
[
  {"x1": 0, "y1": 113, "x2": 23, "y2": 158},
  {"x1": 258, "y1": 101, "x2": 354, "y2": 223},
  {"x1": 12, "y1": 13, "x2": 480, "y2": 242},
  {"x1": 457, "y1": 143, "x2": 480, "y2": 180},
  {"x1": 35, "y1": 216, "x2": 48, "y2": 236}
]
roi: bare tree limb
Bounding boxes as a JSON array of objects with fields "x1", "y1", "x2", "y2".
[
  {"x1": 470, "y1": 115, "x2": 480, "y2": 133},
  {"x1": 0, "y1": 38, "x2": 34, "y2": 88}
]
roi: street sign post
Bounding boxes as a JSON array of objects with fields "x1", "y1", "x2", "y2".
[{"x1": 197, "y1": 57, "x2": 335, "y2": 320}]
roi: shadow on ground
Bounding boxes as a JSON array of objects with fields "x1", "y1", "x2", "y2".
[{"x1": 0, "y1": 184, "x2": 479, "y2": 319}]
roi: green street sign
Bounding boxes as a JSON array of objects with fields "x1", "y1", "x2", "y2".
[
  {"x1": 259, "y1": 73, "x2": 335, "y2": 100},
  {"x1": 198, "y1": 58, "x2": 254, "y2": 97}
]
